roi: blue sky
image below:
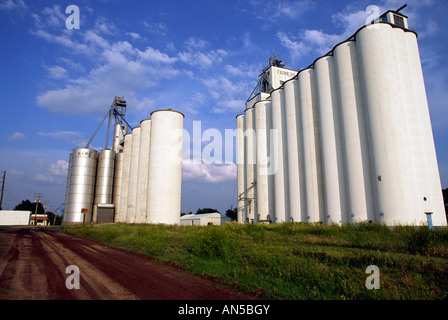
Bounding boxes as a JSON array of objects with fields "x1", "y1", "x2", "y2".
[{"x1": 0, "y1": 0, "x2": 447, "y2": 215}]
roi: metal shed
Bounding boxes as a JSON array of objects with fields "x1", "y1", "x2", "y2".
[{"x1": 180, "y1": 212, "x2": 232, "y2": 226}]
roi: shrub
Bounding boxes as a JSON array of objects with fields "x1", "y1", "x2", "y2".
[{"x1": 188, "y1": 226, "x2": 233, "y2": 258}]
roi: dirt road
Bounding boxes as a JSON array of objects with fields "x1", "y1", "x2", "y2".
[{"x1": 0, "y1": 227, "x2": 254, "y2": 300}]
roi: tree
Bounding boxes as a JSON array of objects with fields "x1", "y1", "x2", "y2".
[
  {"x1": 14, "y1": 199, "x2": 44, "y2": 215},
  {"x1": 195, "y1": 208, "x2": 219, "y2": 215},
  {"x1": 226, "y1": 207, "x2": 237, "y2": 221}
]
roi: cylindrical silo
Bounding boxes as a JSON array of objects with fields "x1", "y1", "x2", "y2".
[
  {"x1": 333, "y1": 40, "x2": 375, "y2": 224},
  {"x1": 255, "y1": 100, "x2": 274, "y2": 223},
  {"x1": 236, "y1": 114, "x2": 246, "y2": 223},
  {"x1": 92, "y1": 149, "x2": 115, "y2": 222},
  {"x1": 297, "y1": 69, "x2": 325, "y2": 223},
  {"x1": 113, "y1": 152, "x2": 124, "y2": 222},
  {"x1": 63, "y1": 152, "x2": 73, "y2": 218},
  {"x1": 403, "y1": 30, "x2": 446, "y2": 226},
  {"x1": 63, "y1": 148, "x2": 98, "y2": 224},
  {"x1": 314, "y1": 55, "x2": 347, "y2": 225},
  {"x1": 113, "y1": 123, "x2": 128, "y2": 154},
  {"x1": 284, "y1": 78, "x2": 306, "y2": 223},
  {"x1": 135, "y1": 119, "x2": 151, "y2": 224},
  {"x1": 146, "y1": 109, "x2": 184, "y2": 225},
  {"x1": 357, "y1": 23, "x2": 414, "y2": 226},
  {"x1": 244, "y1": 107, "x2": 257, "y2": 223},
  {"x1": 271, "y1": 88, "x2": 290, "y2": 223},
  {"x1": 126, "y1": 126, "x2": 141, "y2": 224},
  {"x1": 118, "y1": 133, "x2": 133, "y2": 223}
]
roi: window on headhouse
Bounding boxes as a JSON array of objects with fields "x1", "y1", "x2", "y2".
[{"x1": 394, "y1": 14, "x2": 405, "y2": 28}]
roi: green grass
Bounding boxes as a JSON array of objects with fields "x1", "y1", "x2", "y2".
[{"x1": 65, "y1": 222, "x2": 448, "y2": 300}]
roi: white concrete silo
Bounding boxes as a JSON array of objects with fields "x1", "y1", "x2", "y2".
[
  {"x1": 271, "y1": 88, "x2": 290, "y2": 223},
  {"x1": 63, "y1": 148, "x2": 98, "y2": 224},
  {"x1": 113, "y1": 123, "x2": 127, "y2": 154},
  {"x1": 403, "y1": 30, "x2": 446, "y2": 226},
  {"x1": 146, "y1": 109, "x2": 184, "y2": 225},
  {"x1": 357, "y1": 24, "x2": 416, "y2": 225},
  {"x1": 314, "y1": 55, "x2": 347, "y2": 225},
  {"x1": 135, "y1": 119, "x2": 151, "y2": 224},
  {"x1": 126, "y1": 126, "x2": 141, "y2": 224},
  {"x1": 236, "y1": 114, "x2": 246, "y2": 223},
  {"x1": 113, "y1": 152, "x2": 124, "y2": 222},
  {"x1": 254, "y1": 100, "x2": 274, "y2": 223},
  {"x1": 118, "y1": 133, "x2": 132, "y2": 223},
  {"x1": 244, "y1": 107, "x2": 257, "y2": 223},
  {"x1": 333, "y1": 40, "x2": 375, "y2": 224},
  {"x1": 297, "y1": 69, "x2": 325, "y2": 223},
  {"x1": 284, "y1": 78, "x2": 306, "y2": 223}
]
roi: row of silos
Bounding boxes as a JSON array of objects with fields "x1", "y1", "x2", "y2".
[
  {"x1": 63, "y1": 109, "x2": 184, "y2": 225},
  {"x1": 237, "y1": 23, "x2": 447, "y2": 226}
]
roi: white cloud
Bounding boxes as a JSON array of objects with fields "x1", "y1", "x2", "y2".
[
  {"x1": 182, "y1": 160, "x2": 236, "y2": 183},
  {"x1": 49, "y1": 160, "x2": 69, "y2": 176},
  {"x1": 0, "y1": 0, "x2": 27, "y2": 12},
  {"x1": 126, "y1": 32, "x2": 141, "y2": 40},
  {"x1": 35, "y1": 173, "x2": 54, "y2": 183},
  {"x1": 38, "y1": 130, "x2": 85, "y2": 145},
  {"x1": 36, "y1": 42, "x2": 180, "y2": 115},
  {"x1": 178, "y1": 49, "x2": 228, "y2": 68},
  {"x1": 45, "y1": 65, "x2": 68, "y2": 79},
  {"x1": 137, "y1": 46, "x2": 177, "y2": 63},
  {"x1": 211, "y1": 99, "x2": 246, "y2": 114},
  {"x1": 7, "y1": 132, "x2": 26, "y2": 141},
  {"x1": 41, "y1": 4, "x2": 65, "y2": 28}
]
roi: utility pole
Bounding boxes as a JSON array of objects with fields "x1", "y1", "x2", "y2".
[
  {"x1": 34, "y1": 193, "x2": 42, "y2": 226},
  {"x1": 0, "y1": 170, "x2": 5, "y2": 210},
  {"x1": 44, "y1": 200, "x2": 48, "y2": 226}
]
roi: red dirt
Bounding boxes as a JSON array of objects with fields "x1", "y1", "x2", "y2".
[{"x1": 0, "y1": 227, "x2": 255, "y2": 300}]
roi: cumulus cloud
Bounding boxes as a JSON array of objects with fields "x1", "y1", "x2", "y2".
[{"x1": 183, "y1": 160, "x2": 236, "y2": 183}]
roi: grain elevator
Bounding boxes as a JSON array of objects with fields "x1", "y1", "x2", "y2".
[
  {"x1": 236, "y1": 7, "x2": 447, "y2": 227},
  {"x1": 63, "y1": 97, "x2": 184, "y2": 225}
]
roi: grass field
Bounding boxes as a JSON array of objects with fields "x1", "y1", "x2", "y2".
[{"x1": 65, "y1": 222, "x2": 448, "y2": 300}]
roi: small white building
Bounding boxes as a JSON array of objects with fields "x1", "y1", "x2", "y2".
[
  {"x1": 180, "y1": 212, "x2": 232, "y2": 226},
  {"x1": 0, "y1": 210, "x2": 31, "y2": 226}
]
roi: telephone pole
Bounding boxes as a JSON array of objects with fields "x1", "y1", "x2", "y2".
[
  {"x1": 34, "y1": 192, "x2": 43, "y2": 226},
  {"x1": 0, "y1": 170, "x2": 5, "y2": 210}
]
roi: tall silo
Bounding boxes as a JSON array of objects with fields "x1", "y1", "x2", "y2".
[
  {"x1": 118, "y1": 133, "x2": 133, "y2": 223},
  {"x1": 63, "y1": 153, "x2": 73, "y2": 218},
  {"x1": 333, "y1": 40, "x2": 375, "y2": 224},
  {"x1": 244, "y1": 107, "x2": 256, "y2": 223},
  {"x1": 113, "y1": 152, "x2": 124, "y2": 222},
  {"x1": 298, "y1": 69, "x2": 325, "y2": 223},
  {"x1": 314, "y1": 55, "x2": 347, "y2": 224},
  {"x1": 403, "y1": 30, "x2": 446, "y2": 226},
  {"x1": 357, "y1": 23, "x2": 421, "y2": 226},
  {"x1": 271, "y1": 88, "x2": 290, "y2": 223},
  {"x1": 146, "y1": 109, "x2": 184, "y2": 225},
  {"x1": 126, "y1": 126, "x2": 141, "y2": 224},
  {"x1": 254, "y1": 100, "x2": 274, "y2": 223},
  {"x1": 63, "y1": 148, "x2": 98, "y2": 224},
  {"x1": 284, "y1": 78, "x2": 306, "y2": 223},
  {"x1": 92, "y1": 149, "x2": 115, "y2": 222},
  {"x1": 113, "y1": 124, "x2": 127, "y2": 153},
  {"x1": 136, "y1": 119, "x2": 151, "y2": 224},
  {"x1": 236, "y1": 114, "x2": 246, "y2": 223}
]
